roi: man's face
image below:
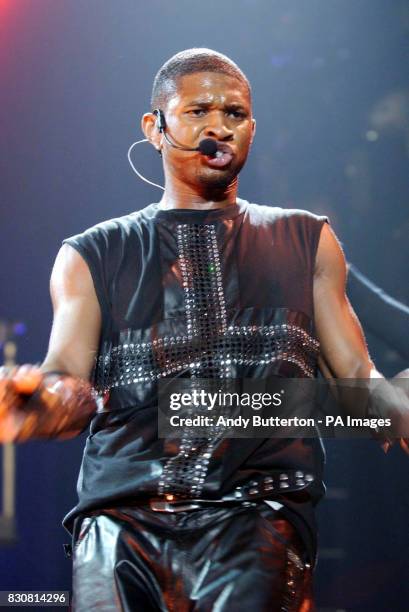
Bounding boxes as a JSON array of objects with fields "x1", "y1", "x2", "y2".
[{"x1": 158, "y1": 71, "x2": 255, "y2": 190}]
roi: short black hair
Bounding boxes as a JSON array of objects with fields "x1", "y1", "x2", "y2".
[{"x1": 150, "y1": 48, "x2": 251, "y2": 111}]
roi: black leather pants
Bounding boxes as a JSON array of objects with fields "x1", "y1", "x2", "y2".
[{"x1": 71, "y1": 502, "x2": 315, "y2": 612}]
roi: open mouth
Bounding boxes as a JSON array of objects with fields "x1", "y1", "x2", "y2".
[{"x1": 204, "y1": 143, "x2": 234, "y2": 168}]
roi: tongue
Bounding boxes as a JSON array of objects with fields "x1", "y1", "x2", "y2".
[{"x1": 205, "y1": 152, "x2": 233, "y2": 168}]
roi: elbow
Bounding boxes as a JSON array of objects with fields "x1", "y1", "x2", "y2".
[{"x1": 347, "y1": 358, "x2": 376, "y2": 379}]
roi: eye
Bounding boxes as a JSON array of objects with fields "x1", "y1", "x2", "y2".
[
  {"x1": 228, "y1": 110, "x2": 247, "y2": 119},
  {"x1": 187, "y1": 109, "x2": 207, "y2": 117}
]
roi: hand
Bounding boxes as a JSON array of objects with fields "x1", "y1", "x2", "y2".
[
  {"x1": 0, "y1": 364, "x2": 43, "y2": 442},
  {"x1": 394, "y1": 368, "x2": 409, "y2": 380},
  {"x1": 382, "y1": 368, "x2": 409, "y2": 455},
  {"x1": 396, "y1": 369, "x2": 409, "y2": 454},
  {"x1": 399, "y1": 437, "x2": 409, "y2": 455}
]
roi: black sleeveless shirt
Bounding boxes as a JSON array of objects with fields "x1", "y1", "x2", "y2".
[{"x1": 62, "y1": 199, "x2": 328, "y2": 565}]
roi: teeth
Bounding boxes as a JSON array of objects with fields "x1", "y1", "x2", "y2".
[{"x1": 215, "y1": 150, "x2": 223, "y2": 158}]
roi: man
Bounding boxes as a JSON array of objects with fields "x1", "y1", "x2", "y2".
[{"x1": 0, "y1": 49, "x2": 407, "y2": 611}]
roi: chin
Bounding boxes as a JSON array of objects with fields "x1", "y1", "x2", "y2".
[{"x1": 196, "y1": 166, "x2": 241, "y2": 190}]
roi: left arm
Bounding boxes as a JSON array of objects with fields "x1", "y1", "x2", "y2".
[
  {"x1": 314, "y1": 223, "x2": 378, "y2": 379},
  {"x1": 313, "y1": 223, "x2": 409, "y2": 453}
]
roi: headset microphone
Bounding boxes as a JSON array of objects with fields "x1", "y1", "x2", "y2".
[
  {"x1": 153, "y1": 109, "x2": 219, "y2": 157},
  {"x1": 197, "y1": 138, "x2": 218, "y2": 156},
  {"x1": 127, "y1": 109, "x2": 220, "y2": 191}
]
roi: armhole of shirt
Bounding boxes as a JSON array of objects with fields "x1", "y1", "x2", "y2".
[
  {"x1": 311, "y1": 216, "x2": 330, "y2": 272},
  {"x1": 310, "y1": 215, "x2": 330, "y2": 338},
  {"x1": 62, "y1": 237, "x2": 112, "y2": 332}
]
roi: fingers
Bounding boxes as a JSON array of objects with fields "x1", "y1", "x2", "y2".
[
  {"x1": 13, "y1": 365, "x2": 43, "y2": 395},
  {"x1": 399, "y1": 438, "x2": 409, "y2": 455},
  {"x1": 0, "y1": 364, "x2": 43, "y2": 395},
  {"x1": 382, "y1": 438, "x2": 409, "y2": 456},
  {"x1": 394, "y1": 368, "x2": 409, "y2": 379},
  {"x1": 0, "y1": 364, "x2": 43, "y2": 443},
  {"x1": 0, "y1": 368, "x2": 20, "y2": 413},
  {"x1": 0, "y1": 409, "x2": 27, "y2": 443}
]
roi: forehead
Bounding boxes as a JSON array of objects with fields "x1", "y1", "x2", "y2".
[{"x1": 166, "y1": 71, "x2": 251, "y2": 110}]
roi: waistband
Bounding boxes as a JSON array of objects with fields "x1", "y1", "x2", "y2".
[
  {"x1": 149, "y1": 468, "x2": 315, "y2": 512},
  {"x1": 149, "y1": 499, "x2": 256, "y2": 512}
]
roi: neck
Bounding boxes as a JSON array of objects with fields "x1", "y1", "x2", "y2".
[{"x1": 158, "y1": 175, "x2": 238, "y2": 211}]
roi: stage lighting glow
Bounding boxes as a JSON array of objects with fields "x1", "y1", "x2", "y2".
[
  {"x1": 366, "y1": 130, "x2": 379, "y2": 142},
  {"x1": 345, "y1": 164, "x2": 358, "y2": 178}
]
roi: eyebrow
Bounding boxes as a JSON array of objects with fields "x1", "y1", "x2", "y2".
[{"x1": 184, "y1": 100, "x2": 249, "y2": 110}]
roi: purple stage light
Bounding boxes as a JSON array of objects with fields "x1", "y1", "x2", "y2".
[{"x1": 13, "y1": 322, "x2": 27, "y2": 336}]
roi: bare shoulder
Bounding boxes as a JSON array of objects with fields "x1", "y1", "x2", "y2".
[
  {"x1": 314, "y1": 222, "x2": 347, "y2": 282},
  {"x1": 42, "y1": 245, "x2": 101, "y2": 378},
  {"x1": 50, "y1": 243, "x2": 96, "y2": 302}
]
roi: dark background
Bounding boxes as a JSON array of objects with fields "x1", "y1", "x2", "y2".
[{"x1": 0, "y1": 1, "x2": 408, "y2": 610}]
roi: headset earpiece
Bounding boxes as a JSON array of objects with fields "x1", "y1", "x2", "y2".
[{"x1": 153, "y1": 109, "x2": 166, "y2": 133}]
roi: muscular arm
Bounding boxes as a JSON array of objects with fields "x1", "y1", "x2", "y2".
[
  {"x1": 314, "y1": 224, "x2": 409, "y2": 453},
  {"x1": 41, "y1": 243, "x2": 102, "y2": 379},
  {"x1": 0, "y1": 244, "x2": 102, "y2": 442},
  {"x1": 314, "y1": 223, "x2": 378, "y2": 379}
]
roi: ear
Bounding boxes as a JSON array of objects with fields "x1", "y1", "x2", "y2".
[
  {"x1": 141, "y1": 112, "x2": 162, "y2": 153},
  {"x1": 250, "y1": 117, "x2": 256, "y2": 145}
]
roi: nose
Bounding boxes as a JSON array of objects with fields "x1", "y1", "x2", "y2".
[{"x1": 203, "y1": 111, "x2": 233, "y2": 140}]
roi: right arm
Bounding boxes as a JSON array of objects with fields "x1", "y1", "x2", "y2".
[
  {"x1": 0, "y1": 244, "x2": 103, "y2": 442},
  {"x1": 41, "y1": 243, "x2": 102, "y2": 379}
]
